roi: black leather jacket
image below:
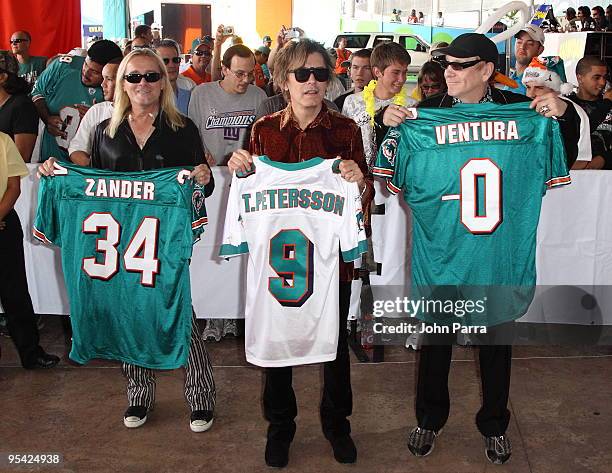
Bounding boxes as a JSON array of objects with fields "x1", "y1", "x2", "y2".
[{"x1": 91, "y1": 112, "x2": 214, "y2": 197}]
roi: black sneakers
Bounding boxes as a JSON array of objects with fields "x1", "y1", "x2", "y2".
[
  {"x1": 327, "y1": 434, "x2": 357, "y2": 464},
  {"x1": 407, "y1": 427, "x2": 439, "y2": 457},
  {"x1": 265, "y1": 438, "x2": 291, "y2": 468},
  {"x1": 123, "y1": 405, "x2": 148, "y2": 428},
  {"x1": 25, "y1": 351, "x2": 60, "y2": 369},
  {"x1": 485, "y1": 435, "x2": 512, "y2": 464},
  {"x1": 190, "y1": 410, "x2": 214, "y2": 433}
]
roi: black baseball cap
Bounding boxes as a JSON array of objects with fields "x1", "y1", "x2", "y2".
[{"x1": 432, "y1": 33, "x2": 498, "y2": 67}]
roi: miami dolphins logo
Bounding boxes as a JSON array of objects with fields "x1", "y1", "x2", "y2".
[
  {"x1": 192, "y1": 189, "x2": 205, "y2": 214},
  {"x1": 381, "y1": 139, "x2": 397, "y2": 166}
]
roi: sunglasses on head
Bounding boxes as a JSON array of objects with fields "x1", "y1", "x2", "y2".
[
  {"x1": 291, "y1": 67, "x2": 330, "y2": 83},
  {"x1": 124, "y1": 72, "x2": 162, "y2": 83},
  {"x1": 10, "y1": 38, "x2": 28, "y2": 44},
  {"x1": 193, "y1": 50, "x2": 212, "y2": 57},
  {"x1": 162, "y1": 56, "x2": 181, "y2": 65},
  {"x1": 434, "y1": 58, "x2": 482, "y2": 71}
]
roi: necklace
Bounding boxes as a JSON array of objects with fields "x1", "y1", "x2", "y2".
[
  {"x1": 362, "y1": 80, "x2": 407, "y2": 126},
  {"x1": 128, "y1": 112, "x2": 156, "y2": 149}
]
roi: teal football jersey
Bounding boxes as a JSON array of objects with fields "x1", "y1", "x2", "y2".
[
  {"x1": 374, "y1": 102, "x2": 570, "y2": 326},
  {"x1": 33, "y1": 162, "x2": 208, "y2": 368},
  {"x1": 31, "y1": 55, "x2": 103, "y2": 162}
]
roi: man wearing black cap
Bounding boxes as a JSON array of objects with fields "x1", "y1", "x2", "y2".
[
  {"x1": 31, "y1": 39, "x2": 122, "y2": 162},
  {"x1": 378, "y1": 33, "x2": 578, "y2": 465}
]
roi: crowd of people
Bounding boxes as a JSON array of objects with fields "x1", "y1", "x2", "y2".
[{"x1": 0, "y1": 18, "x2": 611, "y2": 469}]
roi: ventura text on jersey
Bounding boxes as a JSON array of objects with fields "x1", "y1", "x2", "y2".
[
  {"x1": 242, "y1": 188, "x2": 345, "y2": 215},
  {"x1": 435, "y1": 120, "x2": 519, "y2": 145}
]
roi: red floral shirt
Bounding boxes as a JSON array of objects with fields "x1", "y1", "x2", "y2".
[{"x1": 249, "y1": 104, "x2": 374, "y2": 281}]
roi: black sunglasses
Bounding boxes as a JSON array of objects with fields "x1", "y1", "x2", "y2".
[
  {"x1": 162, "y1": 56, "x2": 181, "y2": 65},
  {"x1": 10, "y1": 38, "x2": 28, "y2": 44},
  {"x1": 434, "y1": 58, "x2": 482, "y2": 71},
  {"x1": 193, "y1": 50, "x2": 212, "y2": 57},
  {"x1": 124, "y1": 72, "x2": 162, "y2": 84},
  {"x1": 291, "y1": 67, "x2": 330, "y2": 83}
]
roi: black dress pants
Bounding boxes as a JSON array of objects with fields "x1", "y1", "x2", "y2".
[
  {"x1": 263, "y1": 281, "x2": 352, "y2": 442},
  {"x1": 0, "y1": 210, "x2": 45, "y2": 367},
  {"x1": 415, "y1": 331, "x2": 512, "y2": 437}
]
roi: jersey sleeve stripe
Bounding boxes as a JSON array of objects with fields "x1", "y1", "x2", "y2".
[
  {"x1": 32, "y1": 226, "x2": 52, "y2": 245},
  {"x1": 546, "y1": 175, "x2": 571, "y2": 188},
  {"x1": 31, "y1": 94, "x2": 45, "y2": 102},
  {"x1": 219, "y1": 242, "x2": 249, "y2": 257},
  {"x1": 372, "y1": 167, "x2": 394, "y2": 177},
  {"x1": 386, "y1": 180, "x2": 401, "y2": 195},
  {"x1": 191, "y1": 217, "x2": 209, "y2": 229},
  {"x1": 341, "y1": 239, "x2": 368, "y2": 262}
]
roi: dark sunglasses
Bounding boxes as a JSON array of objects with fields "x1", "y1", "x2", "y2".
[
  {"x1": 291, "y1": 67, "x2": 330, "y2": 83},
  {"x1": 434, "y1": 58, "x2": 482, "y2": 71},
  {"x1": 162, "y1": 56, "x2": 181, "y2": 65},
  {"x1": 421, "y1": 83, "x2": 442, "y2": 90},
  {"x1": 193, "y1": 50, "x2": 212, "y2": 57},
  {"x1": 124, "y1": 72, "x2": 162, "y2": 84},
  {"x1": 10, "y1": 38, "x2": 28, "y2": 44}
]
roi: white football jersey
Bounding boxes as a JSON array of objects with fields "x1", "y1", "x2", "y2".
[{"x1": 220, "y1": 156, "x2": 367, "y2": 367}]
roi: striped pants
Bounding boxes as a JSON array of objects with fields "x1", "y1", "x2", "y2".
[{"x1": 121, "y1": 313, "x2": 216, "y2": 412}]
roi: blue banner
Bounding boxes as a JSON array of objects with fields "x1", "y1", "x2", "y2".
[{"x1": 83, "y1": 25, "x2": 103, "y2": 38}]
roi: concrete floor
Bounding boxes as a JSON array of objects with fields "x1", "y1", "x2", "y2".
[{"x1": 1, "y1": 316, "x2": 611, "y2": 473}]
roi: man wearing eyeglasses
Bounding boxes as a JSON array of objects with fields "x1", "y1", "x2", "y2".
[
  {"x1": 10, "y1": 31, "x2": 46, "y2": 85},
  {"x1": 156, "y1": 39, "x2": 195, "y2": 115},
  {"x1": 182, "y1": 36, "x2": 214, "y2": 85},
  {"x1": 31, "y1": 39, "x2": 122, "y2": 162},
  {"x1": 377, "y1": 32, "x2": 580, "y2": 465},
  {"x1": 188, "y1": 44, "x2": 266, "y2": 166},
  {"x1": 188, "y1": 43, "x2": 266, "y2": 342}
]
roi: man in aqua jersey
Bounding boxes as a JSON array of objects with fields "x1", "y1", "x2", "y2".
[
  {"x1": 10, "y1": 30, "x2": 47, "y2": 85},
  {"x1": 376, "y1": 33, "x2": 575, "y2": 465},
  {"x1": 31, "y1": 40, "x2": 122, "y2": 162}
]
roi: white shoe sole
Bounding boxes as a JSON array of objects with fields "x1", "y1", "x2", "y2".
[
  {"x1": 190, "y1": 417, "x2": 214, "y2": 433},
  {"x1": 124, "y1": 415, "x2": 147, "y2": 428}
]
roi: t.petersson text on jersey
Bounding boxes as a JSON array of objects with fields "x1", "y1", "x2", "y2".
[
  {"x1": 220, "y1": 156, "x2": 367, "y2": 367},
  {"x1": 33, "y1": 162, "x2": 208, "y2": 369},
  {"x1": 374, "y1": 102, "x2": 570, "y2": 327}
]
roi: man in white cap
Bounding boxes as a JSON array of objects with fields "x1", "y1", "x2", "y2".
[{"x1": 506, "y1": 24, "x2": 545, "y2": 95}]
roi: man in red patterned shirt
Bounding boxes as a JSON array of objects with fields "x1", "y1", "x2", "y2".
[{"x1": 229, "y1": 38, "x2": 373, "y2": 468}]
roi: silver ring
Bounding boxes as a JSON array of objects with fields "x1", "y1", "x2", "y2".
[{"x1": 539, "y1": 105, "x2": 550, "y2": 115}]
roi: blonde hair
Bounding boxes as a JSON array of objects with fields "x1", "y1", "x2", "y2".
[{"x1": 106, "y1": 49, "x2": 185, "y2": 138}]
